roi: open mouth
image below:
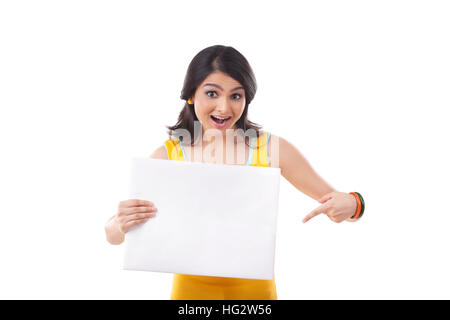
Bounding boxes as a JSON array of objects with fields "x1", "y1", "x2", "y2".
[{"x1": 210, "y1": 115, "x2": 232, "y2": 125}]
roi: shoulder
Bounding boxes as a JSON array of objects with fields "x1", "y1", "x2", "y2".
[
  {"x1": 266, "y1": 132, "x2": 281, "y2": 168},
  {"x1": 267, "y1": 134, "x2": 303, "y2": 170},
  {"x1": 275, "y1": 135, "x2": 294, "y2": 151},
  {"x1": 278, "y1": 135, "x2": 313, "y2": 176},
  {"x1": 268, "y1": 134, "x2": 298, "y2": 153},
  {"x1": 150, "y1": 144, "x2": 169, "y2": 160}
]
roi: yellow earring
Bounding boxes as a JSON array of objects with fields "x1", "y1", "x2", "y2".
[{"x1": 187, "y1": 99, "x2": 193, "y2": 105}]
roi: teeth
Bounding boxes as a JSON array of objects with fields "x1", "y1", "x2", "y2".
[{"x1": 212, "y1": 115, "x2": 230, "y2": 120}]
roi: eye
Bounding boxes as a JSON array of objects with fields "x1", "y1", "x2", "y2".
[
  {"x1": 231, "y1": 93, "x2": 242, "y2": 100},
  {"x1": 206, "y1": 91, "x2": 218, "y2": 98}
]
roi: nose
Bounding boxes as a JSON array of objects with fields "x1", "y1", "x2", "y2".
[{"x1": 215, "y1": 97, "x2": 232, "y2": 114}]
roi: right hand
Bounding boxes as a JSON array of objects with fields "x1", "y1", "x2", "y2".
[{"x1": 116, "y1": 199, "x2": 158, "y2": 233}]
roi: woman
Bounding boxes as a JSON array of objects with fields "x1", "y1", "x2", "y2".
[{"x1": 105, "y1": 45, "x2": 365, "y2": 300}]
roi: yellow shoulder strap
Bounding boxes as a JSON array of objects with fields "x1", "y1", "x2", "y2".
[
  {"x1": 165, "y1": 133, "x2": 271, "y2": 165},
  {"x1": 164, "y1": 138, "x2": 185, "y2": 161},
  {"x1": 250, "y1": 131, "x2": 270, "y2": 167}
]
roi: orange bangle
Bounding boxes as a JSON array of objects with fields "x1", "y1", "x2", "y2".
[{"x1": 349, "y1": 192, "x2": 361, "y2": 219}]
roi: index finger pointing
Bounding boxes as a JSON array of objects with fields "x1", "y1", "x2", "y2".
[{"x1": 302, "y1": 204, "x2": 328, "y2": 223}]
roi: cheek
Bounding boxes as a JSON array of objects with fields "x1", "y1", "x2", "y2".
[
  {"x1": 194, "y1": 99, "x2": 213, "y2": 119},
  {"x1": 232, "y1": 101, "x2": 246, "y2": 117}
]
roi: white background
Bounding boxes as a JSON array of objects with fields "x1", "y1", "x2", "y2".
[{"x1": 1, "y1": 0, "x2": 449, "y2": 299}]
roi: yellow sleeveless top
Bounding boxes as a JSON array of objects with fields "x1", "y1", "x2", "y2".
[{"x1": 164, "y1": 131, "x2": 277, "y2": 300}]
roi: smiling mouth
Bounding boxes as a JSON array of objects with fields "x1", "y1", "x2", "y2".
[{"x1": 210, "y1": 115, "x2": 232, "y2": 124}]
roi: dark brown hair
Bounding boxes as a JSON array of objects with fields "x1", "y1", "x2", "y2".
[{"x1": 166, "y1": 45, "x2": 263, "y2": 146}]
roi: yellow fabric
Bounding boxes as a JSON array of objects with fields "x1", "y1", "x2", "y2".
[
  {"x1": 164, "y1": 131, "x2": 277, "y2": 300},
  {"x1": 164, "y1": 137, "x2": 185, "y2": 161},
  {"x1": 250, "y1": 131, "x2": 270, "y2": 167}
]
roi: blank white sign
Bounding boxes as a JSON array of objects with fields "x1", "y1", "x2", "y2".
[{"x1": 123, "y1": 158, "x2": 281, "y2": 280}]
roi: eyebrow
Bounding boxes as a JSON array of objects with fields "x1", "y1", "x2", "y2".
[{"x1": 203, "y1": 83, "x2": 244, "y2": 92}]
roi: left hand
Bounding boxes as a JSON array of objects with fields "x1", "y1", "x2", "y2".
[{"x1": 302, "y1": 191, "x2": 357, "y2": 223}]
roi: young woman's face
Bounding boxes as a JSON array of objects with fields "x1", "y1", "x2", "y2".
[{"x1": 191, "y1": 71, "x2": 246, "y2": 132}]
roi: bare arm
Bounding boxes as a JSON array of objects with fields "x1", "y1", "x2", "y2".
[
  {"x1": 277, "y1": 135, "x2": 337, "y2": 200},
  {"x1": 273, "y1": 135, "x2": 357, "y2": 223}
]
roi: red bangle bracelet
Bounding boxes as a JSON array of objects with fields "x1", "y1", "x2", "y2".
[{"x1": 349, "y1": 192, "x2": 361, "y2": 219}]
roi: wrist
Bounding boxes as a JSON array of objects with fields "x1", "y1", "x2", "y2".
[{"x1": 348, "y1": 192, "x2": 364, "y2": 220}]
